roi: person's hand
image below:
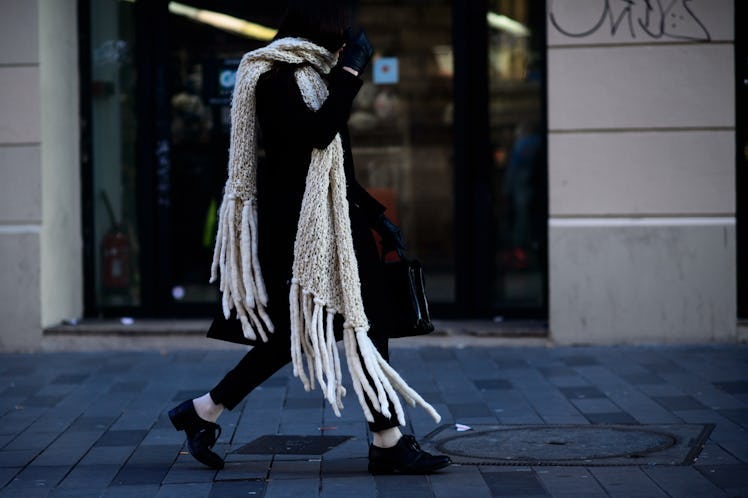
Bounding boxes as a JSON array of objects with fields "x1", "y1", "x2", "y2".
[
  {"x1": 341, "y1": 29, "x2": 373, "y2": 75},
  {"x1": 375, "y1": 214, "x2": 406, "y2": 254}
]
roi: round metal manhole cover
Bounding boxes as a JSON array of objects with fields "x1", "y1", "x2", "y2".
[{"x1": 437, "y1": 426, "x2": 677, "y2": 462}]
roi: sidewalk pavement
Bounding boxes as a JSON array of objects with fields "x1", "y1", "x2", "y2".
[{"x1": 0, "y1": 340, "x2": 746, "y2": 497}]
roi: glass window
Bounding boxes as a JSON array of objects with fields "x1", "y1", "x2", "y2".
[
  {"x1": 353, "y1": 1, "x2": 455, "y2": 303},
  {"x1": 165, "y1": 4, "x2": 277, "y2": 304},
  {"x1": 88, "y1": 0, "x2": 140, "y2": 307},
  {"x1": 487, "y1": 0, "x2": 546, "y2": 314}
]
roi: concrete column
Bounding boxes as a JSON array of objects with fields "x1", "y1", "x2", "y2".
[
  {"x1": 39, "y1": 0, "x2": 83, "y2": 331},
  {"x1": 546, "y1": 0, "x2": 736, "y2": 344},
  {"x1": 0, "y1": 0, "x2": 42, "y2": 350},
  {"x1": 0, "y1": 0, "x2": 81, "y2": 351}
]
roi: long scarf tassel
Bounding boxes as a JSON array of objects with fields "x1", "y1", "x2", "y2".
[
  {"x1": 209, "y1": 194, "x2": 274, "y2": 342},
  {"x1": 325, "y1": 308, "x2": 345, "y2": 412},
  {"x1": 344, "y1": 327, "x2": 376, "y2": 423},
  {"x1": 354, "y1": 329, "x2": 394, "y2": 421},
  {"x1": 377, "y1": 356, "x2": 441, "y2": 423},
  {"x1": 210, "y1": 198, "x2": 229, "y2": 285},
  {"x1": 290, "y1": 280, "x2": 312, "y2": 390},
  {"x1": 308, "y1": 299, "x2": 328, "y2": 394},
  {"x1": 301, "y1": 292, "x2": 317, "y2": 390}
]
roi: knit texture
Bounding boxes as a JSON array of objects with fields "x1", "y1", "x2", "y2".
[{"x1": 210, "y1": 37, "x2": 440, "y2": 426}]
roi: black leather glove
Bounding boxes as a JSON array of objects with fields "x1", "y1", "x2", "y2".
[
  {"x1": 375, "y1": 214, "x2": 406, "y2": 254},
  {"x1": 341, "y1": 29, "x2": 373, "y2": 74}
]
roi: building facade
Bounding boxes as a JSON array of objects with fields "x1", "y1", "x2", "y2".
[{"x1": 0, "y1": 0, "x2": 742, "y2": 351}]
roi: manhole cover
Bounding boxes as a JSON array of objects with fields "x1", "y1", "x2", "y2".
[
  {"x1": 234, "y1": 435, "x2": 351, "y2": 455},
  {"x1": 423, "y1": 424, "x2": 713, "y2": 466}
]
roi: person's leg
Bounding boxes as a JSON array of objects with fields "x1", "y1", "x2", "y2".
[
  {"x1": 169, "y1": 328, "x2": 292, "y2": 470},
  {"x1": 207, "y1": 330, "x2": 292, "y2": 413},
  {"x1": 190, "y1": 331, "x2": 292, "y2": 422},
  {"x1": 363, "y1": 328, "x2": 451, "y2": 474}
]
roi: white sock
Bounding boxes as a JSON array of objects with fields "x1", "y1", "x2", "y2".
[
  {"x1": 192, "y1": 393, "x2": 224, "y2": 423},
  {"x1": 372, "y1": 427, "x2": 402, "y2": 449}
]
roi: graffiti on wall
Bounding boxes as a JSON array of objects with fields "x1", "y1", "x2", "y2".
[{"x1": 549, "y1": 0, "x2": 711, "y2": 41}]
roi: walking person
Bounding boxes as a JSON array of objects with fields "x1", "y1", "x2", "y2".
[{"x1": 168, "y1": 0, "x2": 451, "y2": 475}]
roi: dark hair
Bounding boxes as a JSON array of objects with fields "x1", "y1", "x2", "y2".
[{"x1": 275, "y1": 0, "x2": 351, "y2": 52}]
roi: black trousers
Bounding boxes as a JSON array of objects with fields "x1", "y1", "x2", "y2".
[{"x1": 209, "y1": 321, "x2": 400, "y2": 433}]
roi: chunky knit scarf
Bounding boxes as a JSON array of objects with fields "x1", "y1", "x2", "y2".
[{"x1": 210, "y1": 38, "x2": 440, "y2": 426}]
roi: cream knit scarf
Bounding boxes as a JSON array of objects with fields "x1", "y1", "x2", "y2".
[{"x1": 210, "y1": 37, "x2": 440, "y2": 426}]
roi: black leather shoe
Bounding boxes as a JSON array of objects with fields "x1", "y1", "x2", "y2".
[
  {"x1": 168, "y1": 399, "x2": 224, "y2": 469},
  {"x1": 368, "y1": 435, "x2": 451, "y2": 475}
]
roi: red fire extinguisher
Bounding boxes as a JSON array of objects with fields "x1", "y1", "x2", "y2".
[{"x1": 100, "y1": 191, "x2": 131, "y2": 291}]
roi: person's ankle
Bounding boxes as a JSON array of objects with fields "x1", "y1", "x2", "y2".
[
  {"x1": 372, "y1": 427, "x2": 402, "y2": 449},
  {"x1": 192, "y1": 393, "x2": 224, "y2": 423}
]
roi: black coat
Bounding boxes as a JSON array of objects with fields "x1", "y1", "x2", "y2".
[{"x1": 208, "y1": 63, "x2": 390, "y2": 345}]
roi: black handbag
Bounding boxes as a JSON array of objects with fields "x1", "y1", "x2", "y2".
[{"x1": 382, "y1": 247, "x2": 435, "y2": 338}]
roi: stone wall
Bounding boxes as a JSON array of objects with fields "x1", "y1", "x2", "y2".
[{"x1": 546, "y1": 0, "x2": 736, "y2": 343}]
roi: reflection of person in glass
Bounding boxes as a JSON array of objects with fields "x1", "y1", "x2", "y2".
[
  {"x1": 502, "y1": 121, "x2": 542, "y2": 268},
  {"x1": 167, "y1": 0, "x2": 450, "y2": 475}
]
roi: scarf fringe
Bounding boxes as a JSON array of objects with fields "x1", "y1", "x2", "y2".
[
  {"x1": 210, "y1": 196, "x2": 274, "y2": 341},
  {"x1": 290, "y1": 279, "x2": 441, "y2": 426}
]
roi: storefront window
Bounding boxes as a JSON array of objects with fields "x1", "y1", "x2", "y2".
[
  {"x1": 88, "y1": 0, "x2": 140, "y2": 307},
  {"x1": 163, "y1": 1, "x2": 455, "y2": 304},
  {"x1": 487, "y1": 0, "x2": 546, "y2": 313},
  {"x1": 82, "y1": 0, "x2": 545, "y2": 317},
  {"x1": 166, "y1": 4, "x2": 275, "y2": 304},
  {"x1": 353, "y1": 1, "x2": 455, "y2": 302}
]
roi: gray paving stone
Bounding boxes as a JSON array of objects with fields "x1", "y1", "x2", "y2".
[
  {"x1": 50, "y1": 488, "x2": 105, "y2": 497},
  {"x1": 0, "y1": 488, "x2": 50, "y2": 498},
  {"x1": 50, "y1": 374, "x2": 89, "y2": 385},
  {"x1": 58, "y1": 464, "x2": 120, "y2": 489},
  {"x1": 3, "y1": 430, "x2": 59, "y2": 452},
  {"x1": 269, "y1": 458, "x2": 320, "y2": 479},
  {"x1": 570, "y1": 397, "x2": 621, "y2": 414},
  {"x1": 102, "y1": 484, "x2": 160, "y2": 498},
  {"x1": 154, "y1": 482, "x2": 212, "y2": 498},
  {"x1": 640, "y1": 360, "x2": 686, "y2": 374},
  {"x1": 644, "y1": 466, "x2": 727, "y2": 497},
  {"x1": 321, "y1": 475, "x2": 376, "y2": 498},
  {"x1": 474, "y1": 379, "x2": 513, "y2": 390},
  {"x1": 538, "y1": 366, "x2": 578, "y2": 378},
  {"x1": 695, "y1": 443, "x2": 743, "y2": 466},
  {"x1": 4, "y1": 465, "x2": 69, "y2": 490},
  {"x1": 559, "y1": 386, "x2": 606, "y2": 400},
  {"x1": 652, "y1": 395, "x2": 707, "y2": 411},
  {"x1": 95, "y1": 430, "x2": 148, "y2": 447},
  {"x1": 0, "y1": 468, "x2": 19, "y2": 488},
  {"x1": 585, "y1": 412, "x2": 639, "y2": 424},
  {"x1": 696, "y1": 464, "x2": 748, "y2": 494},
  {"x1": 590, "y1": 467, "x2": 668, "y2": 497},
  {"x1": 622, "y1": 373, "x2": 666, "y2": 386},
  {"x1": 285, "y1": 397, "x2": 322, "y2": 409},
  {"x1": 713, "y1": 381, "x2": 748, "y2": 394},
  {"x1": 561, "y1": 356, "x2": 599, "y2": 367},
  {"x1": 447, "y1": 403, "x2": 493, "y2": 420},
  {"x1": 534, "y1": 467, "x2": 608, "y2": 498},
  {"x1": 374, "y1": 474, "x2": 431, "y2": 498},
  {"x1": 110, "y1": 444, "x2": 179, "y2": 486},
  {"x1": 480, "y1": 468, "x2": 550, "y2": 497},
  {"x1": 78, "y1": 446, "x2": 135, "y2": 466},
  {"x1": 430, "y1": 465, "x2": 491, "y2": 498},
  {"x1": 0, "y1": 449, "x2": 38, "y2": 467},
  {"x1": 717, "y1": 408, "x2": 748, "y2": 428},
  {"x1": 715, "y1": 437, "x2": 748, "y2": 463},
  {"x1": 265, "y1": 477, "x2": 319, "y2": 497}
]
